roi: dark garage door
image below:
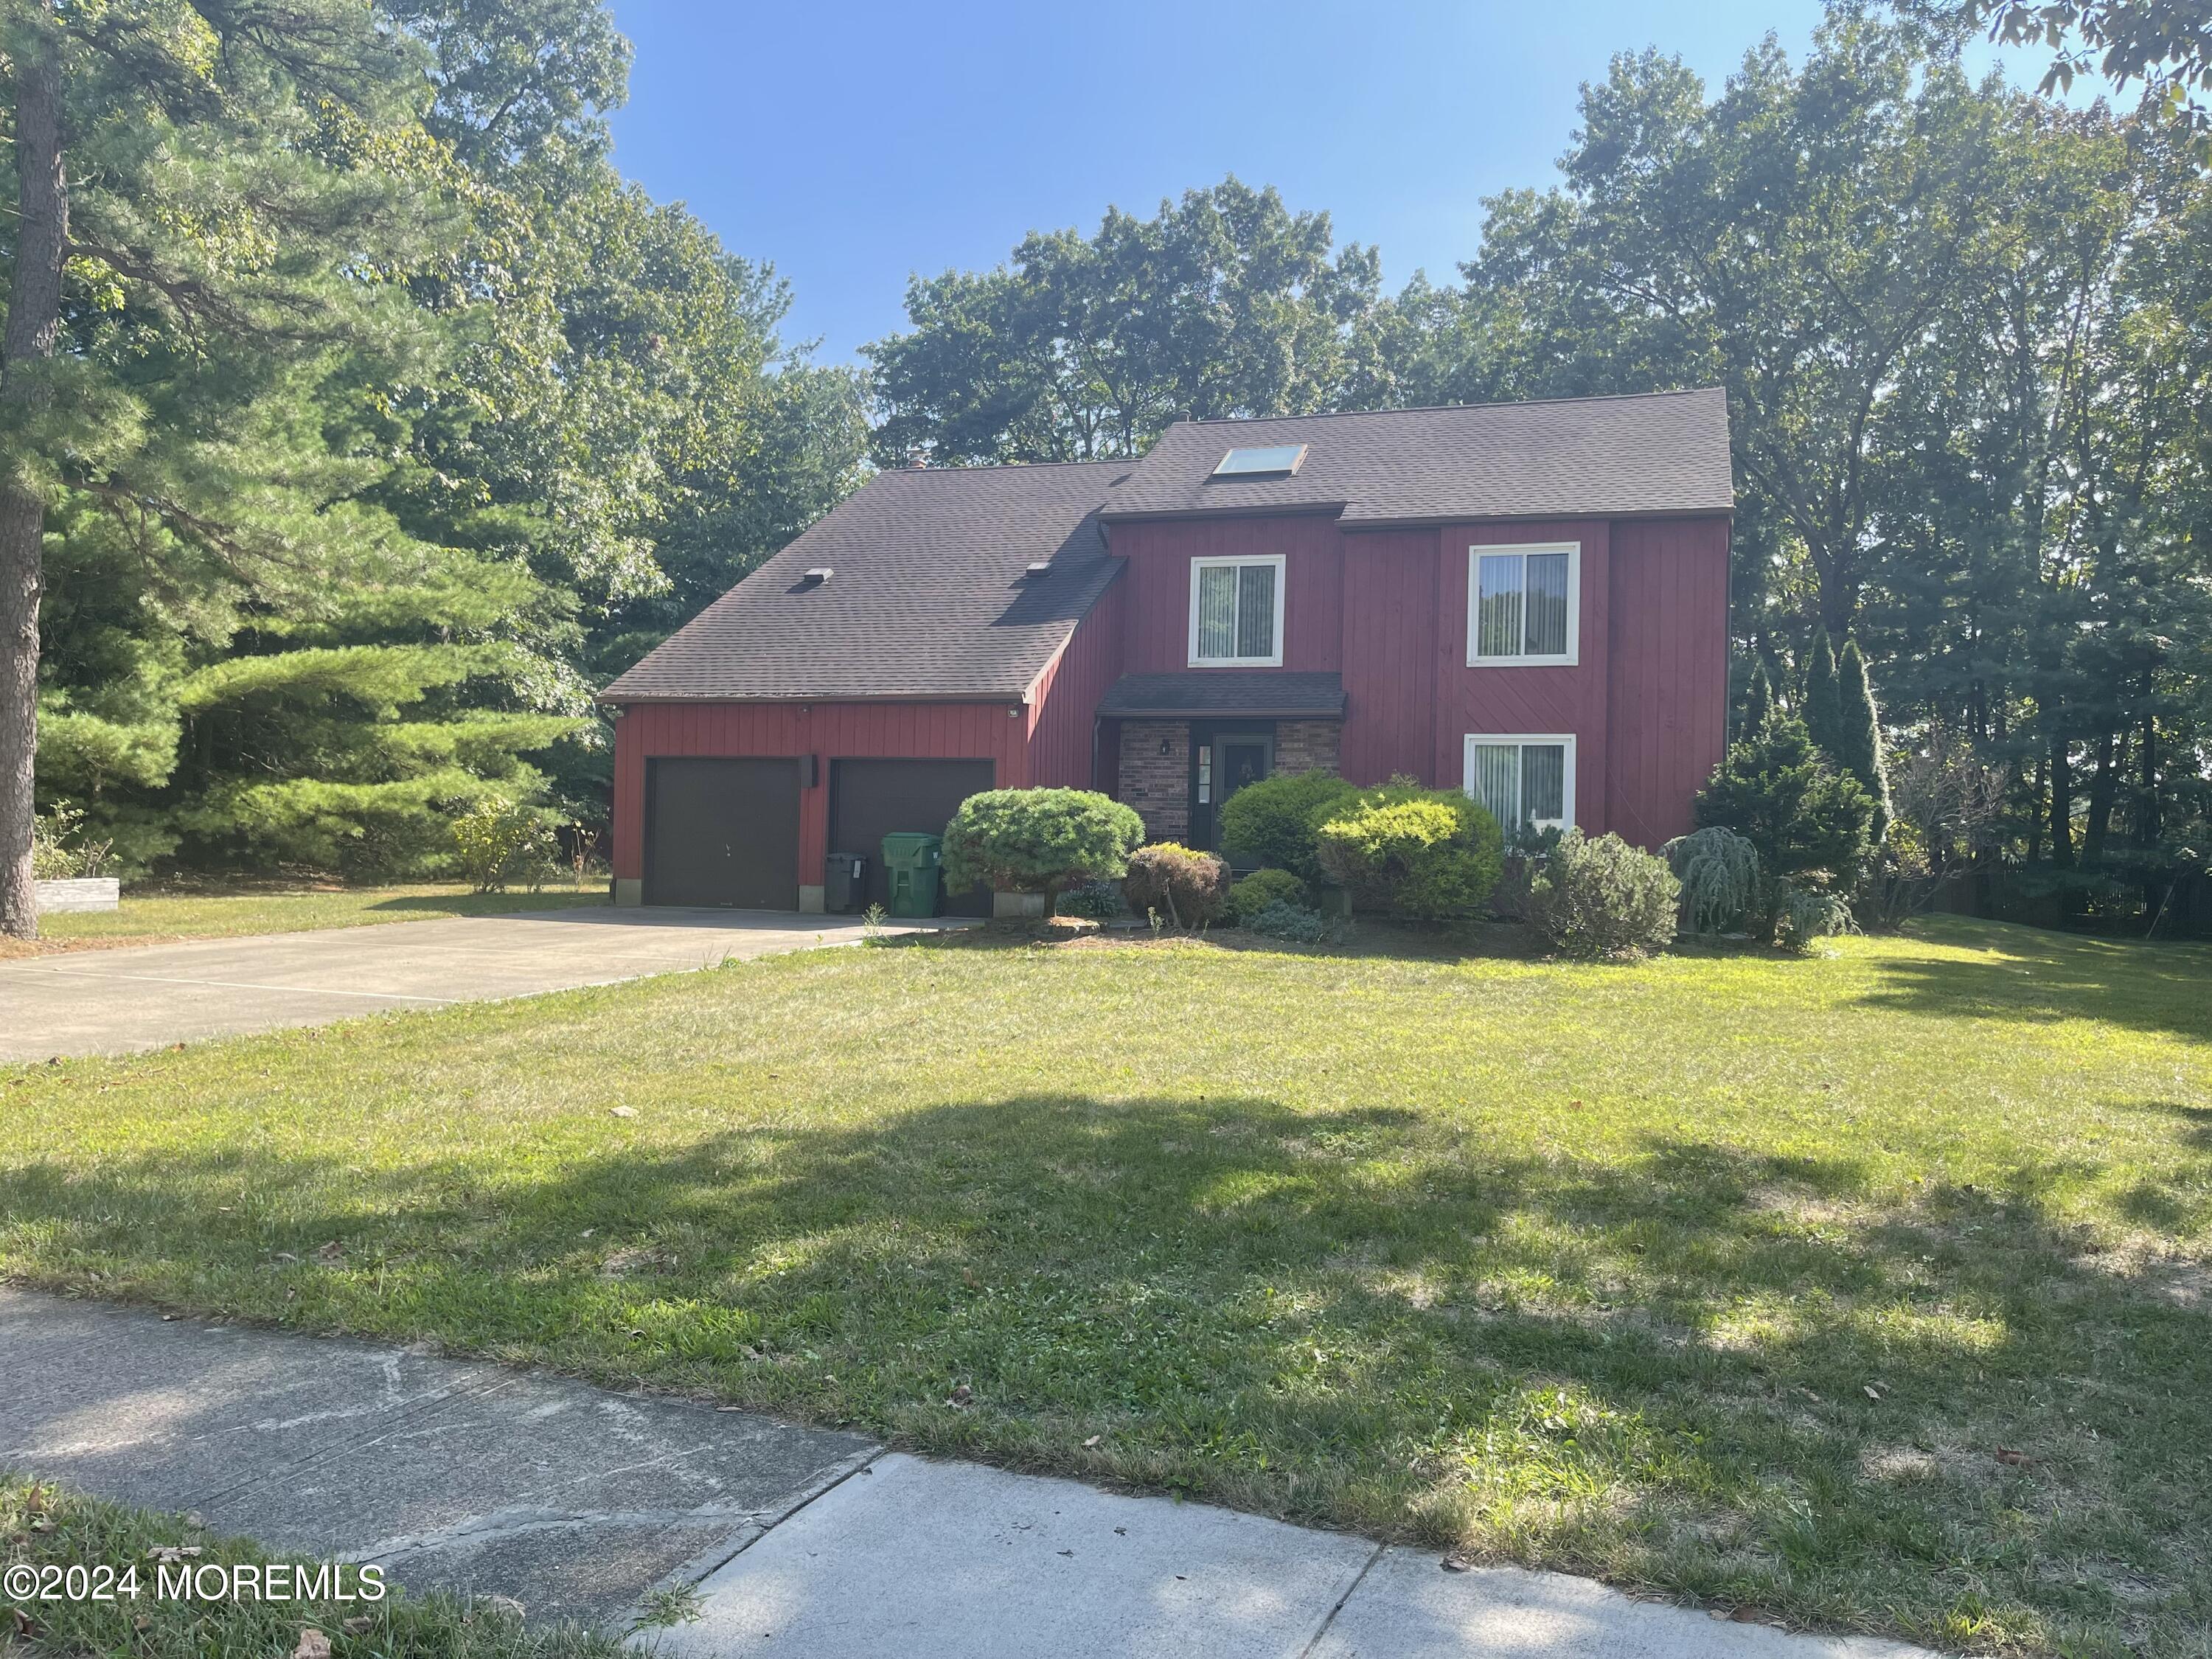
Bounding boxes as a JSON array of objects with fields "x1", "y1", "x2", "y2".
[
  {"x1": 830, "y1": 758, "x2": 995, "y2": 916},
  {"x1": 644, "y1": 757, "x2": 801, "y2": 909}
]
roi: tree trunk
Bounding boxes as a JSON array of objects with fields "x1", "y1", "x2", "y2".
[
  {"x1": 2025, "y1": 751, "x2": 2045, "y2": 866},
  {"x1": 2082, "y1": 731, "x2": 2118, "y2": 866},
  {"x1": 0, "y1": 31, "x2": 67, "y2": 940},
  {"x1": 2138, "y1": 692, "x2": 2161, "y2": 918},
  {"x1": 2136, "y1": 684, "x2": 2159, "y2": 846},
  {"x1": 2047, "y1": 734, "x2": 2073, "y2": 869}
]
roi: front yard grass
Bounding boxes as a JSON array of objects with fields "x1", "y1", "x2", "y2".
[
  {"x1": 3, "y1": 917, "x2": 2208, "y2": 1655},
  {"x1": 2, "y1": 878, "x2": 606, "y2": 959}
]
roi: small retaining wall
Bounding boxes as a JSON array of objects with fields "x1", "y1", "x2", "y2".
[{"x1": 35, "y1": 877, "x2": 119, "y2": 914}]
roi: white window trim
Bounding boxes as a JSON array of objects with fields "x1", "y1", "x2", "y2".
[
  {"x1": 1467, "y1": 541, "x2": 1580, "y2": 667},
  {"x1": 1462, "y1": 733, "x2": 1578, "y2": 832},
  {"x1": 1187, "y1": 553, "x2": 1287, "y2": 668}
]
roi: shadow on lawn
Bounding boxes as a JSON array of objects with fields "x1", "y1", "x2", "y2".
[
  {"x1": 1857, "y1": 917, "x2": 2212, "y2": 1046},
  {"x1": 363, "y1": 892, "x2": 607, "y2": 916},
  {"x1": 7, "y1": 1091, "x2": 2211, "y2": 1635}
]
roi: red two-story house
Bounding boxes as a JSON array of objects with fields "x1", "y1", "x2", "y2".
[{"x1": 600, "y1": 389, "x2": 1734, "y2": 913}]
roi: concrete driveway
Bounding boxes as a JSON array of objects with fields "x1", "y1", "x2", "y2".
[{"x1": 0, "y1": 908, "x2": 948, "y2": 1063}]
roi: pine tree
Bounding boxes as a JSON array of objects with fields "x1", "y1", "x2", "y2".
[
  {"x1": 1694, "y1": 709, "x2": 1877, "y2": 938},
  {"x1": 0, "y1": 2, "x2": 438, "y2": 934},
  {"x1": 1834, "y1": 639, "x2": 1891, "y2": 844},
  {"x1": 1742, "y1": 659, "x2": 1775, "y2": 737},
  {"x1": 1801, "y1": 628, "x2": 1844, "y2": 766}
]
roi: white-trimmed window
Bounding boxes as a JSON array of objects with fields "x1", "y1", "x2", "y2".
[
  {"x1": 1467, "y1": 542, "x2": 1579, "y2": 666},
  {"x1": 1464, "y1": 734, "x2": 1576, "y2": 833},
  {"x1": 1188, "y1": 554, "x2": 1285, "y2": 667}
]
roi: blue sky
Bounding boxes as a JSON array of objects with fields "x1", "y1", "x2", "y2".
[{"x1": 602, "y1": 1, "x2": 2052, "y2": 364}]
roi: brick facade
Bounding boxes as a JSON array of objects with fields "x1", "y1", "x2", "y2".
[
  {"x1": 1114, "y1": 717, "x2": 1346, "y2": 844},
  {"x1": 1275, "y1": 720, "x2": 1342, "y2": 777},
  {"x1": 1116, "y1": 720, "x2": 1190, "y2": 844}
]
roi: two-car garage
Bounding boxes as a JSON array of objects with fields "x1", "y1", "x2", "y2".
[{"x1": 641, "y1": 755, "x2": 994, "y2": 914}]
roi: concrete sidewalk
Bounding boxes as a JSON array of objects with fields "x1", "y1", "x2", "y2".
[
  {"x1": 0, "y1": 1290, "x2": 1929, "y2": 1658},
  {"x1": 0, "y1": 907, "x2": 955, "y2": 1062}
]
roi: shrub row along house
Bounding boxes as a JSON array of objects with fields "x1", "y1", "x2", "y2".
[{"x1": 599, "y1": 389, "x2": 1733, "y2": 912}]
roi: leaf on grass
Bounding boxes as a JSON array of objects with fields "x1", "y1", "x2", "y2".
[
  {"x1": 344, "y1": 1615, "x2": 374, "y2": 1635},
  {"x1": 946, "y1": 1383, "x2": 974, "y2": 1407},
  {"x1": 1863, "y1": 1384, "x2": 1882, "y2": 1400},
  {"x1": 293, "y1": 1627, "x2": 333, "y2": 1659},
  {"x1": 610, "y1": 1106, "x2": 637, "y2": 1118},
  {"x1": 1082, "y1": 1435, "x2": 1102, "y2": 1447},
  {"x1": 1995, "y1": 1447, "x2": 2035, "y2": 1467},
  {"x1": 316, "y1": 1241, "x2": 344, "y2": 1262}
]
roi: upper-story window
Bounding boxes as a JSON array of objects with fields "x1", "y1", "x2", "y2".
[
  {"x1": 1189, "y1": 554, "x2": 1285, "y2": 667},
  {"x1": 1468, "y1": 541, "x2": 1579, "y2": 667}
]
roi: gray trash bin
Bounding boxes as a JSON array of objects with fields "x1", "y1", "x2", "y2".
[{"x1": 825, "y1": 852, "x2": 869, "y2": 913}]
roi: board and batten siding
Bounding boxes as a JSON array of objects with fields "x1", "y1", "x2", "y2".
[
  {"x1": 1603, "y1": 515, "x2": 1731, "y2": 846},
  {"x1": 1432, "y1": 518, "x2": 1614, "y2": 833},
  {"x1": 611, "y1": 700, "x2": 1031, "y2": 888},
  {"x1": 1110, "y1": 514, "x2": 1344, "y2": 674},
  {"x1": 1023, "y1": 567, "x2": 1126, "y2": 790},
  {"x1": 1337, "y1": 527, "x2": 1439, "y2": 785}
]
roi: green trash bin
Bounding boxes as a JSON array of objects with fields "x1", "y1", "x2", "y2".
[{"x1": 880, "y1": 832, "x2": 944, "y2": 918}]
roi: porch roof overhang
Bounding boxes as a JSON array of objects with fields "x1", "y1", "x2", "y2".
[{"x1": 1096, "y1": 671, "x2": 1346, "y2": 720}]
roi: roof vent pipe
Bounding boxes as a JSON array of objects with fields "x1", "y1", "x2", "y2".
[{"x1": 802, "y1": 567, "x2": 833, "y2": 584}]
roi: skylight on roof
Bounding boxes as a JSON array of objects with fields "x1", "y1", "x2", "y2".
[{"x1": 1211, "y1": 444, "x2": 1307, "y2": 478}]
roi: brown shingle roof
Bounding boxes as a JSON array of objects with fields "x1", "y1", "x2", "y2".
[
  {"x1": 600, "y1": 390, "x2": 1732, "y2": 703},
  {"x1": 600, "y1": 462, "x2": 1125, "y2": 702},
  {"x1": 1102, "y1": 389, "x2": 1733, "y2": 524}
]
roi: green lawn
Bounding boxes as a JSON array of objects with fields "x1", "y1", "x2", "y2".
[
  {"x1": 4, "y1": 879, "x2": 606, "y2": 959},
  {"x1": 3, "y1": 918, "x2": 2208, "y2": 1655}
]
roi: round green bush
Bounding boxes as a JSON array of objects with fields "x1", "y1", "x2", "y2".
[
  {"x1": 1312, "y1": 786, "x2": 1503, "y2": 919},
  {"x1": 1216, "y1": 770, "x2": 1360, "y2": 883},
  {"x1": 1122, "y1": 842, "x2": 1229, "y2": 928},
  {"x1": 1527, "y1": 830, "x2": 1682, "y2": 959},
  {"x1": 940, "y1": 788, "x2": 1144, "y2": 898},
  {"x1": 1228, "y1": 867, "x2": 1307, "y2": 922}
]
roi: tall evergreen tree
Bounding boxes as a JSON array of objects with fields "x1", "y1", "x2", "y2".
[
  {"x1": 0, "y1": 0, "x2": 445, "y2": 935},
  {"x1": 1835, "y1": 639, "x2": 1892, "y2": 844},
  {"x1": 1802, "y1": 628, "x2": 1845, "y2": 765},
  {"x1": 1742, "y1": 659, "x2": 1775, "y2": 737}
]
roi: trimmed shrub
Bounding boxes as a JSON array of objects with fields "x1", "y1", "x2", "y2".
[
  {"x1": 1312, "y1": 786, "x2": 1503, "y2": 920},
  {"x1": 1527, "y1": 830, "x2": 1681, "y2": 960},
  {"x1": 1663, "y1": 825, "x2": 1760, "y2": 935},
  {"x1": 1054, "y1": 877, "x2": 1126, "y2": 921},
  {"x1": 941, "y1": 788, "x2": 1144, "y2": 900},
  {"x1": 1217, "y1": 769, "x2": 1360, "y2": 883},
  {"x1": 1247, "y1": 901, "x2": 1329, "y2": 942},
  {"x1": 1228, "y1": 867, "x2": 1307, "y2": 922},
  {"x1": 1692, "y1": 709, "x2": 1874, "y2": 937},
  {"x1": 1122, "y1": 842, "x2": 1229, "y2": 928}
]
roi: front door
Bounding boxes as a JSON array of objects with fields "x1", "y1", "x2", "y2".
[{"x1": 1189, "y1": 723, "x2": 1274, "y2": 854}]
